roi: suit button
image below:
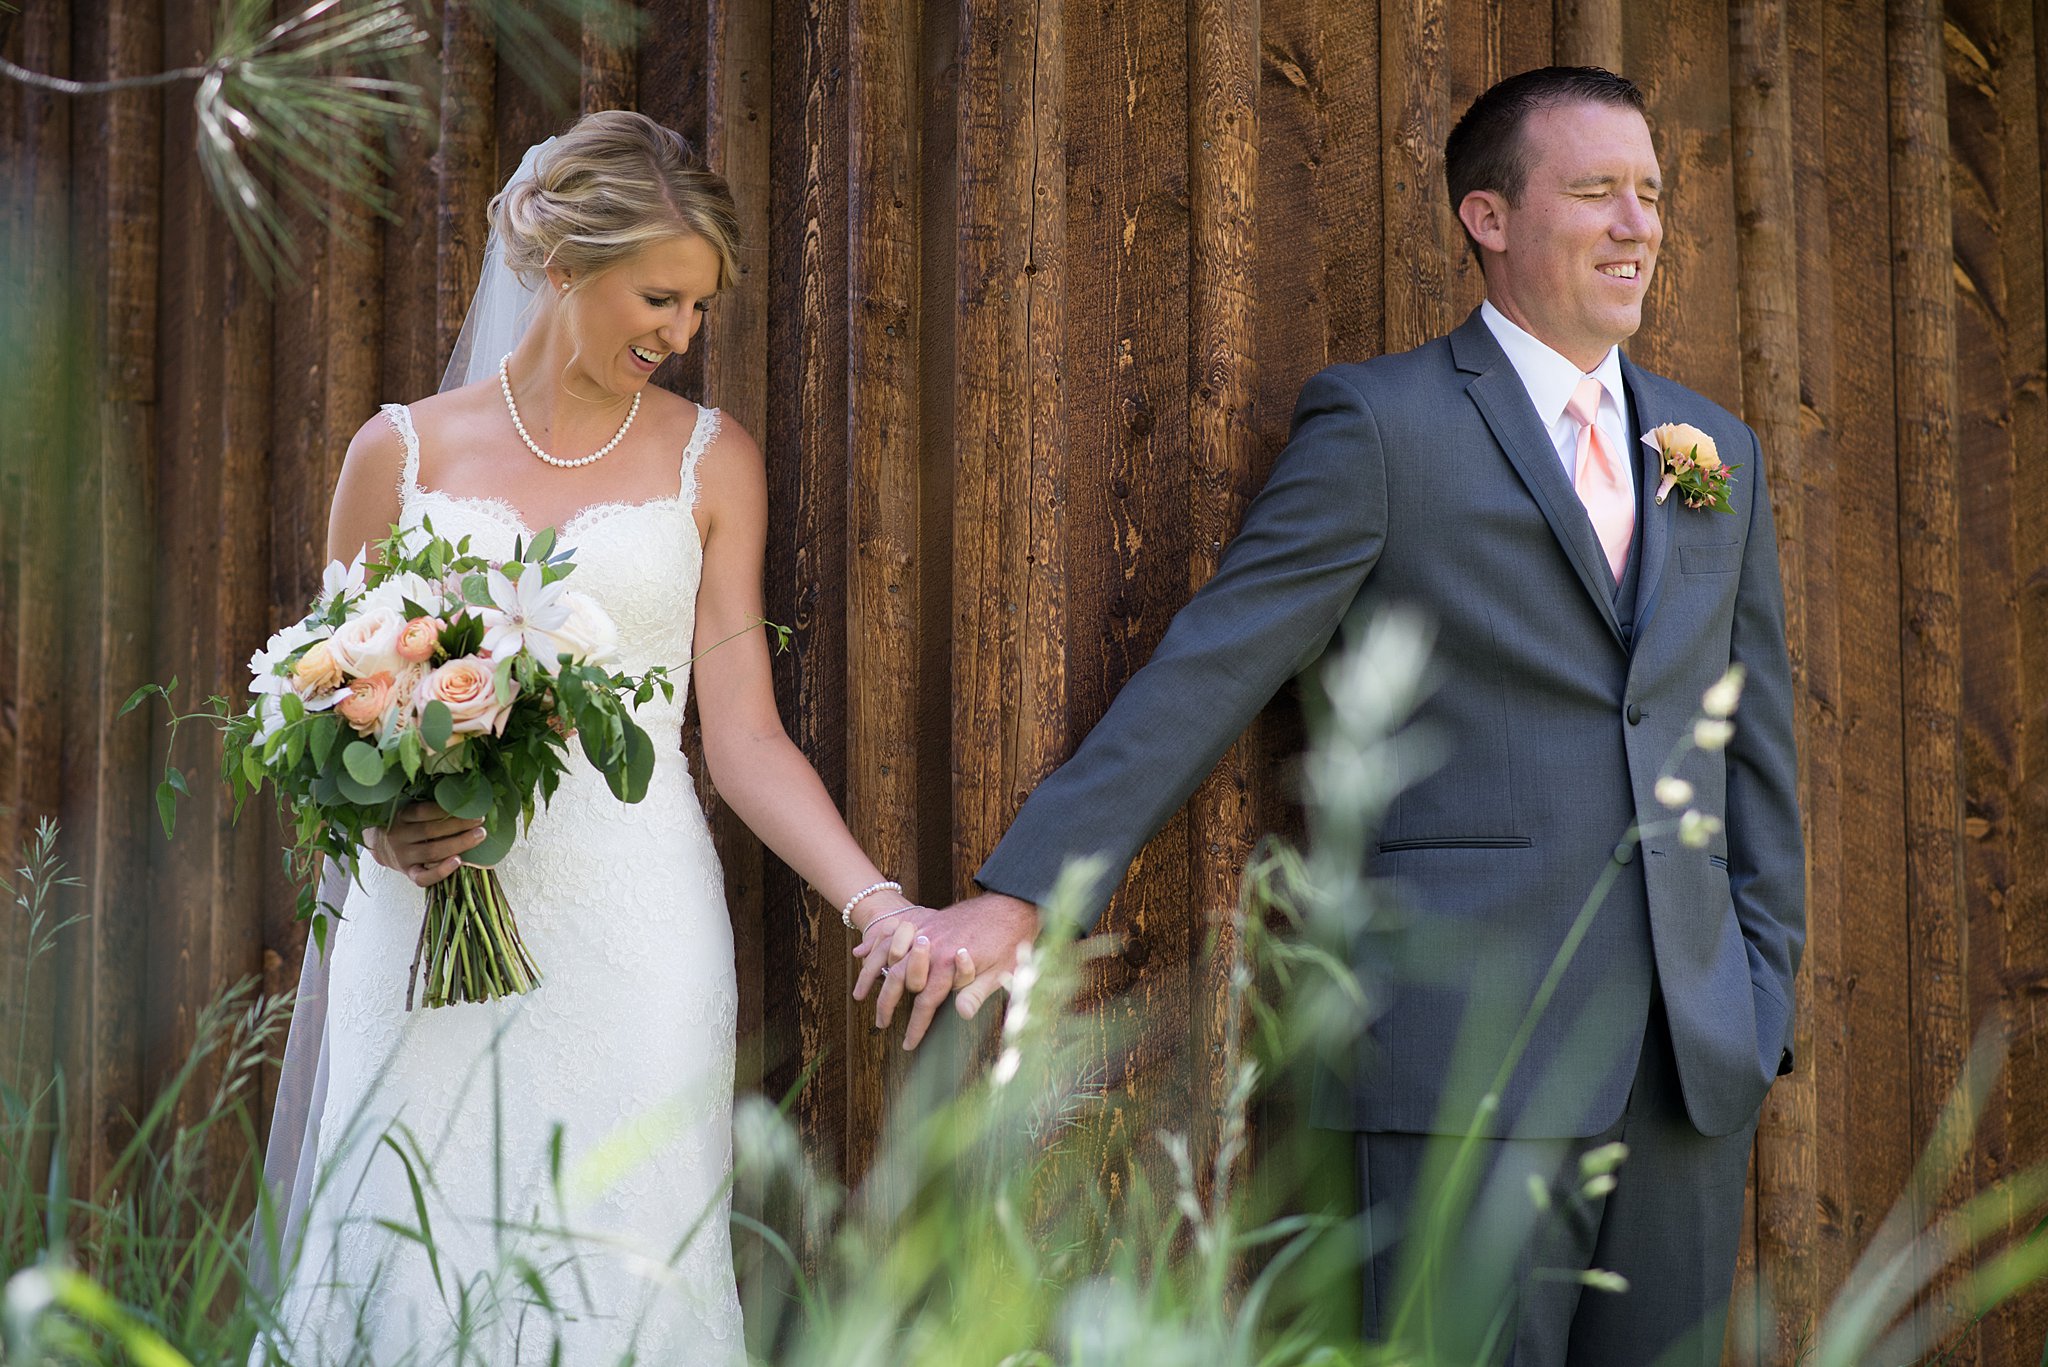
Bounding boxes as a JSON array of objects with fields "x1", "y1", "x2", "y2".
[
  {"x1": 1614, "y1": 841, "x2": 1637, "y2": 865},
  {"x1": 1626, "y1": 702, "x2": 1643, "y2": 725}
]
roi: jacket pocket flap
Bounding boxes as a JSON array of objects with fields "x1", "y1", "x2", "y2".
[{"x1": 1679, "y1": 541, "x2": 1742, "y2": 575}]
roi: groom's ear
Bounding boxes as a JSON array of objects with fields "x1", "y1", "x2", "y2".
[{"x1": 1457, "y1": 189, "x2": 1510, "y2": 256}]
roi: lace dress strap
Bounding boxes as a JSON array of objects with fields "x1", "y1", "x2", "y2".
[
  {"x1": 680, "y1": 404, "x2": 721, "y2": 510},
  {"x1": 380, "y1": 402, "x2": 422, "y2": 503}
]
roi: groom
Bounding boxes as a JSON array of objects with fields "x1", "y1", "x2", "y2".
[{"x1": 864, "y1": 67, "x2": 1803, "y2": 1363}]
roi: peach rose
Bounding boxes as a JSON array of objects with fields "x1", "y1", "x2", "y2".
[
  {"x1": 397, "y1": 616, "x2": 442, "y2": 663},
  {"x1": 421, "y1": 656, "x2": 515, "y2": 736},
  {"x1": 291, "y1": 639, "x2": 343, "y2": 694},
  {"x1": 337, "y1": 670, "x2": 397, "y2": 735},
  {"x1": 1652, "y1": 422, "x2": 1718, "y2": 470}
]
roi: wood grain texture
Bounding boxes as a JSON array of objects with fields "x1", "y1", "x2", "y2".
[
  {"x1": 766, "y1": 0, "x2": 853, "y2": 1203},
  {"x1": 69, "y1": 0, "x2": 159, "y2": 1195},
  {"x1": 1187, "y1": 0, "x2": 1261, "y2": 1194},
  {"x1": 1728, "y1": 1, "x2": 1817, "y2": 1360},
  {"x1": 436, "y1": 0, "x2": 496, "y2": 368},
  {"x1": 3, "y1": 0, "x2": 74, "y2": 1190},
  {"x1": 1994, "y1": 0, "x2": 2048, "y2": 1347},
  {"x1": 1784, "y1": 0, "x2": 1855, "y2": 1342},
  {"x1": 951, "y1": 0, "x2": 1065, "y2": 887},
  {"x1": 1823, "y1": 0, "x2": 1918, "y2": 1309},
  {"x1": 1553, "y1": 0, "x2": 1624, "y2": 69},
  {"x1": 1887, "y1": 0, "x2": 1971, "y2": 1347},
  {"x1": 580, "y1": 0, "x2": 638, "y2": 114},
  {"x1": 1949, "y1": 0, "x2": 2048, "y2": 1354},
  {"x1": 1381, "y1": 0, "x2": 1459, "y2": 353},
  {"x1": 846, "y1": 0, "x2": 924, "y2": 1173}
]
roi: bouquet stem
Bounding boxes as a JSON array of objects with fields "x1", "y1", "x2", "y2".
[{"x1": 406, "y1": 864, "x2": 540, "y2": 1009}]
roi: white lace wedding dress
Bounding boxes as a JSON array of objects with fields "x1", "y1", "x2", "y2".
[{"x1": 260, "y1": 402, "x2": 745, "y2": 1366}]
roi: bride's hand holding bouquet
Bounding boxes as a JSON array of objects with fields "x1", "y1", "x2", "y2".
[{"x1": 130, "y1": 519, "x2": 675, "y2": 1010}]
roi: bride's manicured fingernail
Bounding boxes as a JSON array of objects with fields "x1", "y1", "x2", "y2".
[{"x1": 915, "y1": 935, "x2": 929, "y2": 946}]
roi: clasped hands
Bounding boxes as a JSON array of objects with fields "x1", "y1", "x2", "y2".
[{"x1": 851, "y1": 892, "x2": 1041, "y2": 1049}]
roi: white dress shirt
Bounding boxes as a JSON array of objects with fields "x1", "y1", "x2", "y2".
[{"x1": 1479, "y1": 299, "x2": 1635, "y2": 503}]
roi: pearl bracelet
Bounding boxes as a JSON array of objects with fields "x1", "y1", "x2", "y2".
[{"x1": 839, "y1": 879, "x2": 902, "y2": 929}]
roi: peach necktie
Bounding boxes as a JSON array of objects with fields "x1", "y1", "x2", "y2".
[{"x1": 1568, "y1": 375, "x2": 1632, "y2": 583}]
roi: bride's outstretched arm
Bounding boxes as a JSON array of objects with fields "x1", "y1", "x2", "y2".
[{"x1": 689, "y1": 418, "x2": 955, "y2": 995}]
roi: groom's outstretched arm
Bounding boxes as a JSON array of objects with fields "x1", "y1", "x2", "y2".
[{"x1": 866, "y1": 365, "x2": 1391, "y2": 1046}]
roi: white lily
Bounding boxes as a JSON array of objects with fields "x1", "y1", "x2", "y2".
[
  {"x1": 319, "y1": 548, "x2": 368, "y2": 615},
  {"x1": 477, "y1": 565, "x2": 571, "y2": 660},
  {"x1": 248, "y1": 618, "x2": 325, "y2": 695}
]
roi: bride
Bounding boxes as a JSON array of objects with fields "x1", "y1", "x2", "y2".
[{"x1": 254, "y1": 111, "x2": 954, "y2": 1365}]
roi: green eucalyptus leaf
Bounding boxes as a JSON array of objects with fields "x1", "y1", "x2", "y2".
[
  {"x1": 527, "y1": 527, "x2": 557, "y2": 563},
  {"x1": 422, "y1": 699, "x2": 454, "y2": 750},
  {"x1": 466, "y1": 809, "x2": 517, "y2": 867},
  {"x1": 433, "y1": 769, "x2": 495, "y2": 821},
  {"x1": 336, "y1": 764, "x2": 405, "y2": 805},
  {"x1": 342, "y1": 741, "x2": 385, "y2": 788}
]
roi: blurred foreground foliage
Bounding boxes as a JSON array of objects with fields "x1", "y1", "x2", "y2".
[
  {"x1": 3, "y1": 613, "x2": 2045, "y2": 1364},
  {"x1": 0, "y1": 0, "x2": 642, "y2": 282}
]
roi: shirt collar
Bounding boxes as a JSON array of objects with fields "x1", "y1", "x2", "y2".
[{"x1": 1479, "y1": 299, "x2": 1626, "y2": 429}]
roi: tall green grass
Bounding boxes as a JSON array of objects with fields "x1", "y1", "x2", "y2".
[
  {"x1": 3, "y1": 613, "x2": 2045, "y2": 1364},
  {"x1": 2, "y1": 820, "x2": 289, "y2": 1365}
]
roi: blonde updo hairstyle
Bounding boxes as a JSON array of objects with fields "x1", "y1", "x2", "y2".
[{"x1": 492, "y1": 110, "x2": 741, "y2": 296}]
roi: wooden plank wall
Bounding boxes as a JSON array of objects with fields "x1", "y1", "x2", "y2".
[{"x1": 2, "y1": 1, "x2": 2045, "y2": 1360}]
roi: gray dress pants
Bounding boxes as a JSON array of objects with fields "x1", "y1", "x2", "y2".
[{"x1": 1357, "y1": 1000, "x2": 1761, "y2": 1367}]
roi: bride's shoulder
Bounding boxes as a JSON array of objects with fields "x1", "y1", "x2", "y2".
[
  {"x1": 338, "y1": 405, "x2": 409, "y2": 484},
  {"x1": 688, "y1": 406, "x2": 762, "y2": 532},
  {"x1": 692, "y1": 405, "x2": 761, "y2": 478}
]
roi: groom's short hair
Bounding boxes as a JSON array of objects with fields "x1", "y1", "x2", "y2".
[{"x1": 1445, "y1": 66, "x2": 1646, "y2": 253}]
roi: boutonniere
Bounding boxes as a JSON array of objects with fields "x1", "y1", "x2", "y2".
[{"x1": 1642, "y1": 422, "x2": 1739, "y2": 512}]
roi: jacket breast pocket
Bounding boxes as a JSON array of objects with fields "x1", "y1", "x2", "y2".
[{"x1": 1679, "y1": 541, "x2": 1742, "y2": 575}]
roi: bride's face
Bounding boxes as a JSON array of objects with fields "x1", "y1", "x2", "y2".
[{"x1": 548, "y1": 232, "x2": 723, "y2": 396}]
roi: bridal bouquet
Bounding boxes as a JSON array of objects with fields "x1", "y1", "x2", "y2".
[{"x1": 131, "y1": 522, "x2": 674, "y2": 1009}]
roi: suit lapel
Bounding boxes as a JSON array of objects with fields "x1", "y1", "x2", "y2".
[
  {"x1": 1621, "y1": 354, "x2": 1675, "y2": 643},
  {"x1": 1451, "y1": 312, "x2": 1626, "y2": 648}
]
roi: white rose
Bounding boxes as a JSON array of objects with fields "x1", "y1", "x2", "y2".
[
  {"x1": 325, "y1": 607, "x2": 407, "y2": 679},
  {"x1": 536, "y1": 590, "x2": 620, "y2": 671}
]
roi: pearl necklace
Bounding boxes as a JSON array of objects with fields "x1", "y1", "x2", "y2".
[{"x1": 498, "y1": 353, "x2": 640, "y2": 469}]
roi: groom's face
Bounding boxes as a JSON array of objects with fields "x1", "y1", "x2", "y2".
[{"x1": 1474, "y1": 100, "x2": 1663, "y2": 369}]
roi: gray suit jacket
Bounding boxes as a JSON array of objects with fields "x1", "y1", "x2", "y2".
[{"x1": 977, "y1": 308, "x2": 1804, "y2": 1140}]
